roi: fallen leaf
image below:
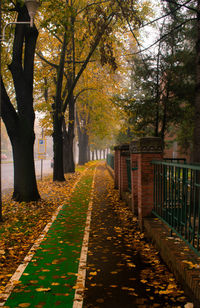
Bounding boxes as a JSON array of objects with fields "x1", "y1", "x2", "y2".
[
  {"x1": 51, "y1": 282, "x2": 60, "y2": 286},
  {"x1": 96, "y1": 298, "x2": 104, "y2": 303},
  {"x1": 36, "y1": 288, "x2": 51, "y2": 292}
]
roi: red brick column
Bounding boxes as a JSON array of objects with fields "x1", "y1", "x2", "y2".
[
  {"x1": 130, "y1": 137, "x2": 163, "y2": 229},
  {"x1": 118, "y1": 145, "x2": 129, "y2": 198},
  {"x1": 119, "y1": 152, "x2": 129, "y2": 197},
  {"x1": 130, "y1": 149, "x2": 138, "y2": 215},
  {"x1": 114, "y1": 147, "x2": 120, "y2": 189}
]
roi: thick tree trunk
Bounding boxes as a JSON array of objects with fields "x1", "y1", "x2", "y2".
[
  {"x1": 78, "y1": 131, "x2": 89, "y2": 165},
  {"x1": 12, "y1": 123, "x2": 39, "y2": 201},
  {"x1": 63, "y1": 129, "x2": 75, "y2": 173},
  {"x1": 193, "y1": 1, "x2": 200, "y2": 162},
  {"x1": 92, "y1": 151, "x2": 94, "y2": 160},
  {"x1": 95, "y1": 149, "x2": 99, "y2": 160},
  {"x1": 53, "y1": 32, "x2": 67, "y2": 181},
  {"x1": 1, "y1": 3, "x2": 40, "y2": 202}
]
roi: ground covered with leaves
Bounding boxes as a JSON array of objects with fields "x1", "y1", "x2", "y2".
[
  {"x1": 84, "y1": 164, "x2": 193, "y2": 308},
  {"x1": 0, "y1": 166, "x2": 87, "y2": 294}
]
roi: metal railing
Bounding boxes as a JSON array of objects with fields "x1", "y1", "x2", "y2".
[
  {"x1": 106, "y1": 153, "x2": 114, "y2": 170},
  {"x1": 126, "y1": 158, "x2": 131, "y2": 192},
  {"x1": 152, "y1": 160, "x2": 200, "y2": 255}
]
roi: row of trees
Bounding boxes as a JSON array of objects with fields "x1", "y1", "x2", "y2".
[
  {"x1": 3, "y1": 0, "x2": 200, "y2": 205},
  {"x1": 1, "y1": 0, "x2": 151, "y2": 202}
]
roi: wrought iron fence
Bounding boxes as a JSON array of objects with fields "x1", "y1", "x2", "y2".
[
  {"x1": 106, "y1": 153, "x2": 114, "y2": 170},
  {"x1": 152, "y1": 160, "x2": 200, "y2": 256}
]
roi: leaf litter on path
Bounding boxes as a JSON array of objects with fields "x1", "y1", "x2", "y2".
[{"x1": 0, "y1": 163, "x2": 94, "y2": 294}]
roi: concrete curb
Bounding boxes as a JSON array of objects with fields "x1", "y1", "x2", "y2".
[{"x1": 144, "y1": 218, "x2": 200, "y2": 307}]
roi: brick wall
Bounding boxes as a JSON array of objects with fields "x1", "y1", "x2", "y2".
[{"x1": 114, "y1": 138, "x2": 163, "y2": 229}]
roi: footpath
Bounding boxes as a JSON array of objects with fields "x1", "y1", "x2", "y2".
[{"x1": 0, "y1": 162, "x2": 194, "y2": 308}]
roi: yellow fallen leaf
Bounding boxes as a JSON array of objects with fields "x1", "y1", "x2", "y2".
[
  {"x1": 18, "y1": 304, "x2": 31, "y2": 308},
  {"x1": 140, "y1": 280, "x2": 147, "y2": 283},
  {"x1": 36, "y1": 287, "x2": 51, "y2": 292},
  {"x1": 13, "y1": 281, "x2": 21, "y2": 285},
  {"x1": 127, "y1": 263, "x2": 136, "y2": 268},
  {"x1": 89, "y1": 271, "x2": 97, "y2": 276},
  {"x1": 72, "y1": 284, "x2": 84, "y2": 289},
  {"x1": 51, "y1": 282, "x2": 60, "y2": 286}
]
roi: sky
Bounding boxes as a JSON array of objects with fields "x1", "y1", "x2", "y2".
[{"x1": 140, "y1": 0, "x2": 162, "y2": 53}]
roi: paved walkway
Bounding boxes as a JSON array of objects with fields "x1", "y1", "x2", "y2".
[{"x1": 1, "y1": 163, "x2": 192, "y2": 307}]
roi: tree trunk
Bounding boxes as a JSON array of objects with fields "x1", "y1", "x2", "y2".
[
  {"x1": 53, "y1": 112, "x2": 65, "y2": 181},
  {"x1": 63, "y1": 129, "x2": 75, "y2": 173},
  {"x1": 63, "y1": 95, "x2": 75, "y2": 173},
  {"x1": 92, "y1": 151, "x2": 94, "y2": 160},
  {"x1": 53, "y1": 31, "x2": 67, "y2": 181},
  {"x1": 1, "y1": 3, "x2": 40, "y2": 202},
  {"x1": 78, "y1": 131, "x2": 89, "y2": 165},
  {"x1": 76, "y1": 109, "x2": 89, "y2": 165},
  {"x1": 95, "y1": 149, "x2": 98, "y2": 160},
  {"x1": 12, "y1": 123, "x2": 39, "y2": 201},
  {"x1": 87, "y1": 145, "x2": 90, "y2": 161}
]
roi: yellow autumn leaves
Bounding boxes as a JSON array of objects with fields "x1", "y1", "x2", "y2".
[{"x1": 0, "y1": 170, "x2": 85, "y2": 292}]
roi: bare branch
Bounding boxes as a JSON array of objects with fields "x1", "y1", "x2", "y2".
[
  {"x1": 46, "y1": 26, "x2": 63, "y2": 44},
  {"x1": 133, "y1": 0, "x2": 196, "y2": 31},
  {"x1": 74, "y1": 87, "x2": 97, "y2": 102},
  {"x1": 36, "y1": 52, "x2": 58, "y2": 69},
  {"x1": 163, "y1": 0, "x2": 197, "y2": 13},
  {"x1": 128, "y1": 18, "x2": 196, "y2": 55}
]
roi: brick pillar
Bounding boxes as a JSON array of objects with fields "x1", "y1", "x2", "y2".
[
  {"x1": 118, "y1": 145, "x2": 129, "y2": 198},
  {"x1": 130, "y1": 141, "x2": 139, "y2": 215},
  {"x1": 114, "y1": 147, "x2": 120, "y2": 189},
  {"x1": 131, "y1": 137, "x2": 163, "y2": 229}
]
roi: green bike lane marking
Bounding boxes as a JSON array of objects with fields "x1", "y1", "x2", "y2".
[{"x1": 3, "y1": 167, "x2": 95, "y2": 308}]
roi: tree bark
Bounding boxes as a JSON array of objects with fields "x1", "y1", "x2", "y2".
[
  {"x1": 76, "y1": 111, "x2": 89, "y2": 165},
  {"x1": 53, "y1": 111, "x2": 65, "y2": 181},
  {"x1": 78, "y1": 131, "x2": 89, "y2": 165},
  {"x1": 63, "y1": 94, "x2": 75, "y2": 173},
  {"x1": 12, "y1": 122, "x2": 39, "y2": 202},
  {"x1": 1, "y1": 3, "x2": 40, "y2": 201},
  {"x1": 87, "y1": 145, "x2": 90, "y2": 161},
  {"x1": 53, "y1": 32, "x2": 67, "y2": 181}
]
